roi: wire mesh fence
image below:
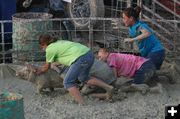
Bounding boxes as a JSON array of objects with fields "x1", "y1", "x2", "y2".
[
  {"x1": 0, "y1": 0, "x2": 180, "y2": 64},
  {"x1": 0, "y1": 17, "x2": 179, "y2": 64}
]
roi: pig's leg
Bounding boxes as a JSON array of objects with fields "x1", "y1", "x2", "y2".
[
  {"x1": 36, "y1": 87, "x2": 41, "y2": 94},
  {"x1": 37, "y1": 84, "x2": 44, "y2": 94},
  {"x1": 87, "y1": 77, "x2": 114, "y2": 100},
  {"x1": 121, "y1": 84, "x2": 150, "y2": 94},
  {"x1": 81, "y1": 84, "x2": 96, "y2": 95},
  {"x1": 49, "y1": 87, "x2": 54, "y2": 92},
  {"x1": 90, "y1": 93, "x2": 107, "y2": 99}
]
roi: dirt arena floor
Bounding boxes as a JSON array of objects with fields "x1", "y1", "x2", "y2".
[{"x1": 0, "y1": 60, "x2": 180, "y2": 119}]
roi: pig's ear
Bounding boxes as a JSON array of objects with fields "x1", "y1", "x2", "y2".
[
  {"x1": 26, "y1": 64, "x2": 30, "y2": 69},
  {"x1": 26, "y1": 64, "x2": 36, "y2": 72},
  {"x1": 24, "y1": 62, "x2": 30, "y2": 66},
  {"x1": 26, "y1": 64, "x2": 32, "y2": 69},
  {"x1": 24, "y1": 63, "x2": 32, "y2": 70}
]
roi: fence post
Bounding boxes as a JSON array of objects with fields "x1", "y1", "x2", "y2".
[
  {"x1": 1, "y1": 22, "x2": 5, "y2": 63},
  {"x1": 137, "y1": 0, "x2": 143, "y2": 19}
]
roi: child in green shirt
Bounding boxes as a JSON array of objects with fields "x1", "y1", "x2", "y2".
[{"x1": 36, "y1": 34, "x2": 114, "y2": 105}]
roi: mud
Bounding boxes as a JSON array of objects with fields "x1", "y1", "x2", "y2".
[{"x1": 0, "y1": 61, "x2": 180, "y2": 119}]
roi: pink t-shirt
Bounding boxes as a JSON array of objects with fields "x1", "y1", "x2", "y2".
[{"x1": 107, "y1": 53, "x2": 148, "y2": 78}]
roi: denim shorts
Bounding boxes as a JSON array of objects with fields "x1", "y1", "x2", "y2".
[
  {"x1": 64, "y1": 51, "x2": 94, "y2": 89},
  {"x1": 146, "y1": 50, "x2": 165, "y2": 70},
  {"x1": 133, "y1": 60, "x2": 156, "y2": 84}
]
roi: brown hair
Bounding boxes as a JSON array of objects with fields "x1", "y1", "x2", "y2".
[
  {"x1": 99, "y1": 47, "x2": 112, "y2": 53},
  {"x1": 123, "y1": 6, "x2": 141, "y2": 21},
  {"x1": 39, "y1": 34, "x2": 57, "y2": 46}
]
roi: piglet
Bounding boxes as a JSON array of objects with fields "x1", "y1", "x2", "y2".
[{"x1": 16, "y1": 65, "x2": 64, "y2": 94}]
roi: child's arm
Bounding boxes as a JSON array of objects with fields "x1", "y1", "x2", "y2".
[
  {"x1": 133, "y1": 28, "x2": 151, "y2": 41},
  {"x1": 124, "y1": 28, "x2": 151, "y2": 43},
  {"x1": 36, "y1": 63, "x2": 50, "y2": 74}
]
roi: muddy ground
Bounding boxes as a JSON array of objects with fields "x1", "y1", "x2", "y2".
[{"x1": 0, "y1": 62, "x2": 180, "y2": 119}]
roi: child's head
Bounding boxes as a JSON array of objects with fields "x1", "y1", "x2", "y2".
[
  {"x1": 39, "y1": 34, "x2": 57, "y2": 50},
  {"x1": 98, "y1": 48, "x2": 109, "y2": 62},
  {"x1": 122, "y1": 6, "x2": 141, "y2": 27}
]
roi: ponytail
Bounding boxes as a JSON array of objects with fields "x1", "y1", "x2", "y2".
[
  {"x1": 134, "y1": 6, "x2": 141, "y2": 17},
  {"x1": 123, "y1": 6, "x2": 141, "y2": 21}
]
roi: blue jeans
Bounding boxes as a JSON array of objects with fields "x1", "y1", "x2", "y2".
[
  {"x1": 64, "y1": 51, "x2": 94, "y2": 89},
  {"x1": 146, "y1": 50, "x2": 165, "y2": 70},
  {"x1": 133, "y1": 60, "x2": 156, "y2": 84}
]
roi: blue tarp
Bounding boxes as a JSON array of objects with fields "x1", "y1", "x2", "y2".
[{"x1": 0, "y1": 0, "x2": 16, "y2": 39}]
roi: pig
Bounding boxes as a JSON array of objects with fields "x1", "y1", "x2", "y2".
[
  {"x1": 16, "y1": 59, "x2": 117, "y2": 94},
  {"x1": 16, "y1": 65, "x2": 64, "y2": 94},
  {"x1": 90, "y1": 59, "x2": 116, "y2": 85}
]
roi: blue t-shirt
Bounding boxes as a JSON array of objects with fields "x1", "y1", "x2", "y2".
[{"x1": 129, "y1": 20, "x2": 164, "y2": 57}]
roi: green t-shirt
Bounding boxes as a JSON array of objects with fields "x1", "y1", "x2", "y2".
[{"x1": 46, "y1": 40, "x2": 90, "y2": 66}]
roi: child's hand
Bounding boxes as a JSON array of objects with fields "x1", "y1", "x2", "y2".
[
  {"x1": 124, "y1": 38, "x2": 134, "y2": 43},
  {"x1": 34, "y1": 68, "x2": 42, "y2": 75},
  {"x1": 36, "y1": 70, "x2": 42, "y2": 75}
]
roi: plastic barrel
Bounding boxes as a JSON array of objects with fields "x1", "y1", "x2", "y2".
[
  {"x1": 0, "y1": 92, "x2": 25, "y2": 119},
  {"x1": 12, "y1": 12, "x2": 53, "y2": 63}
]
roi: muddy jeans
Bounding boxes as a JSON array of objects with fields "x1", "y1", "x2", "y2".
[
  {"x1": 146, "y1": 50, "x2": 165, "y2": 70},
  {"x1": 64, "y1": 51, "x2": 94, "y2": 89},
  {"x1": 133, "y1": 60, "x2": 156, "y2": 84}
]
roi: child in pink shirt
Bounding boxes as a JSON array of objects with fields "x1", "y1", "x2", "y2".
[{"x1": 98, "y1": 48, "x2": 155, "y2": 84}]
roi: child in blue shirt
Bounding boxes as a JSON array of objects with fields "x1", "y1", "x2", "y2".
[{"x1": 122, "y1": 6, "x2": 165, "y2": 70}]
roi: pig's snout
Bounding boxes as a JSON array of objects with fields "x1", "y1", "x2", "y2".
[
  {"x1": 16, "y1": 71, "x2": 20, "y2": 76},
  {"x1": 16, "y1": 71, "x2": 26, "y2": 79}
]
